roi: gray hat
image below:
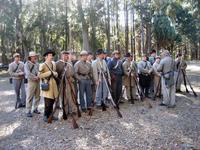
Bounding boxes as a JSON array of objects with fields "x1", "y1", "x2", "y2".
[
  {"x1": 13, "y1": 53, "x2": 20, "y2": 58},
  {"x1": 80, "y1": 50, "x2": 88, "y2": 56},
  {"x1": 28, "y1": 51, "x2": 38, "y2": 58}
]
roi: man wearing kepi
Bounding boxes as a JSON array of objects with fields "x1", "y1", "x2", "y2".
[
  {"x1": 92, "y1": 49, "x2": 111, "y2": 109},
  {"x1": 108, "y1": 50, "x2": 123, "y2": 108},
  {"x1": 8, "y1": 53, "x2": 26, "y2": 108},
  {"x1": 122, "y1": 53, "x2": 138, "y2": 104},
  {"x1": 55, "y1": 51, "x2": 77, "y2": 120},
  {"x1": 38, "y1": 48, "x2": 58, "y2": 122},
  {"x1": 25, "y1": 51, "x2": 40, "y2": 117},
  {"x1": 157, "y1": 50, "x2": 176, "y2": 108},
  {"x1": 74, "y1": 50, "x2": 93, "y2": 112}
]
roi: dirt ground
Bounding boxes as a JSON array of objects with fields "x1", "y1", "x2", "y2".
[{"x1": 0, "y1": 63, "x2": 200, "y2": 150}]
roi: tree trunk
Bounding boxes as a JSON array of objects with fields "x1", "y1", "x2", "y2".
[
  {"x1": 124, "y1": 0, "x2": 129, "y2": 53},
  {"x1": 106, "y1": 0, "x2": 111, "y2": 52},
  {"x1": 77, "y1": 0, "x2": 90, "y2": 51},
  {"x1": 65, "y1": 0, "x2": 70, "y2": 50}
]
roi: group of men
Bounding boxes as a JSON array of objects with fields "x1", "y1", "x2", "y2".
[{"x1": 8, "y1": 48, "x2": 187, "y2": 123}]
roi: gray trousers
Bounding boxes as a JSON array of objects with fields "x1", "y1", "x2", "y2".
[
  {"x1": 13, "y1": 79, "x2": 26, "y2": 105},
  {"x1": 95, "y1": 79, "x2": 109, "y2": 106},
  {"x1": 175, "y1": 71, "x2": 183, "y2": 90},
  {"x1": 79, "y1": 79, "x2": 92, "y2": 109},
  {"x1": 26, "y1": 80, "x2": 40, "y2": 113},
  {"x1": 161, "y1": 77, "x2": 176, "y2": 106}
]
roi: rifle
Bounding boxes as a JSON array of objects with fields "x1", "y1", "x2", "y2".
[
  {"x1": 66, "y1": 77, "x2": 81, "y2": 117},
  {"x1": 128, "y1": 63, "x2": 134, "y2": 104},
  {"x1": 48, "y1": 69, "x2": 66, "y2": 123},
  {"x1": 100, "y1": 69, "x2": 122, "y2": 118},
  {"x1": 182, "y1": 70, "x2": 189, "y2": 93},
  {"x1": 182, "y1": 70, "x2": 197, "y2": 97},
  {"x1": 132, "y1": 75, "x2": 144, "y2": 101}
]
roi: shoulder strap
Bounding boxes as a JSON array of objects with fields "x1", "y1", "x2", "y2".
[
  {"x1": 13, "y1": 64, "x2": 19, "y2": 72},
  {"x1": 144, "y1": 61, "x2": 148, "y2": 69},
  {"x1": 44, "y1": 62, "x2": 53, "y2": 73}
]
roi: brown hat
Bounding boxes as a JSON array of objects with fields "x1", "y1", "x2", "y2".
[{"x1": 13, "y1": 53, "x2": 20, "y2": 58}]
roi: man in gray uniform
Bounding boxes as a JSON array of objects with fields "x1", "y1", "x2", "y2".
[
  {"x1": 8, "y1": 53, "x2": 26, "y2": 108},
  {"x1": 138, "y1": 55, "x2": 153, "y2": 98},
  {"x1": 74, "y1": 51, "x2": 93, "y2": 112},
  {"x1": 92, "y1": 49, "x2": 111, "y2": 109},
  {"x1": 157, "y1": 50, "x2": 176, "y2": 108},
  {"x1": 25, "y1": 51, "x2": 40, "y2": 117}
]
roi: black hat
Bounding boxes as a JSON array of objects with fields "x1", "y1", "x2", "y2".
[
  {"x1": 96, "y1": 49, "x2": 104, "y2": 55},
  {"x1": 176, "y1": 53, "x2": 182, "y2": 58},
  {"x1": 43, "y1": 48, "x2": 56, "y2": 57},
  {"x1": 125, "y1": 52, "x2": 132, "y2": 57}
]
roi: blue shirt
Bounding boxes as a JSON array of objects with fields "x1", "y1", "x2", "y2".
[{"x1": 108, "y1": 58, "x2": 123, "y2": 76}]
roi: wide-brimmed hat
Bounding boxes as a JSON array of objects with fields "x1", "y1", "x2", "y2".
[
  {"x1": 13, "y1": 53, "x2": 20, "y2": 58},
  {"x1": 80, "y1": 50, "x2": 88, "y2": 56},
  {"x1": 43, "y1": 48, "x2": 55, "y2": 57},
  {"x1": 28, "y1": 51, "x2": 38, "y2": 58}
]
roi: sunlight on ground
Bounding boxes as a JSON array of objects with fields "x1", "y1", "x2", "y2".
[
  {"x1": 75, "y1": 137, "x2": 88, "y2": 149},
  {"x1": 0, "y1": 121, "x2": 21, "y2": 138},
  {"x1": 0, "y1": 90, "x2": 14, "y2": 96},
  {"x1": 120, "y1": 122, "x2": 134, "y2": 130}
]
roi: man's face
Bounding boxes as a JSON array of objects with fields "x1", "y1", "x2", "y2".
[
  {"x1": 62, "y1": 54, "x2": 69, "y2": 62},
  {"x1": 46, "y1": 53, "x2": 53, "y2": 61},
  {"x1": 30, "y1": 56, "x2": 37, "y2": 63},
  {"x1": 128, "y1": 56, "x2": 132, "y2": 61},
  {"x1": 87, "y1": 54, "x2": 93, "y2": 61},
  {"x1": 143, "y1": 56, "x2": 147, "y2": 61},
  {"x1": 151, "y1": 52, "x2": 156, "y2": 57},
  {"x1": 114, "y1": 53, "x2": 120, "y2": 59},
  {"x1": 156, "y1": 58, "x2": 160, "y2": 63},
  {"x1": 14, "y1": 56, "x2": 20, "y2": 62},
  {"x1": 98, "y1": 53, "x2": 104, "y2": 59},
  {"x1": 82, "y1": 55, "x2": 88, "y2": 61}
]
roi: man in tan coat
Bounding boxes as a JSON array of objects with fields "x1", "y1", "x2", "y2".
[
  {"x1": 25, "y1": 51, "x2": 40, "y2": 117},
  {"x1": 38, "y1": 48, "x2": 58, "y2": 123},
  {"x1": 55, "y1": 51, "x2": 77, "y2": 120},
  {"x1": 122, "y1": 53, "x2": 138, "y2": 104}
]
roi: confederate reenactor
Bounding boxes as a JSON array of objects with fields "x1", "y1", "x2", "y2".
[
  {"x1": 38, "y1": 48, "x2": 59, "y2": 122},
  {"x1": 25, "y1": 51, "x2": 40, "y2": 117},
  {"x1": 122, "y1": 53, "x2": 138, "y2": 104},
  {"x1": 175, "y1": 53, "x2": 187, "y2": 92},
  {"x1": 8, "y1": 53, "x2": 26, "y2": 108},
  {"x1": 148, "y1": 49, "x2": 156, "y2": 65},
  {"x1": 74, "y1": 51, "x2": 93, "y2": 112},
  {"x1": 108, "y1": 50, "x2": 123, "y2": 108},
  {"x1": 157, "y1": 50, "x2": 176, "y2": 108},
  {"x1": 152, "y1": 56, "x2": 161, "y2": 98},
  {"x1": 138, "y1": 55, "x2": 153, "y2": 98},
  {"x1": 92, "y1": 49, "x2": 111, "y2": 109},
  {"x1": 55, "y1": 51, "x2": 77, "y2": 120}
]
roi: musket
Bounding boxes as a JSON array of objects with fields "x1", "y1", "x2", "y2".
[
  {"x1": 66, "y1": 77, "x2": 81, "y2": 117},
  {"x1": 48, "y1": 69, "x2": 66, "y2": 123},
  {"x1": 100, "y1": 69, "x2": 122, "y2": 118},
  {"x1": 182, "y1": 70, "x2": 197, "y2": 97}
]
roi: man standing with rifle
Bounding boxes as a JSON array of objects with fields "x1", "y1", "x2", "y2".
[
  {"x1": 108, "y1": 51, "x2": 124, "y2": 108},
  {"x1": 55, "y1": 51, "x2": 80, "y2": 128},
  {"x1": 92, "y1": 49, "x2": 111, "y2": 110},
  {"x1": 122, "y1": 53, "x2": 138, "y2": 104},
  {"x1": 175, "y1": 53, "x2": 187, "y2": 93},
  {"x1": 8, "y1": 53, "x2": 26, "y2": 109}
]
